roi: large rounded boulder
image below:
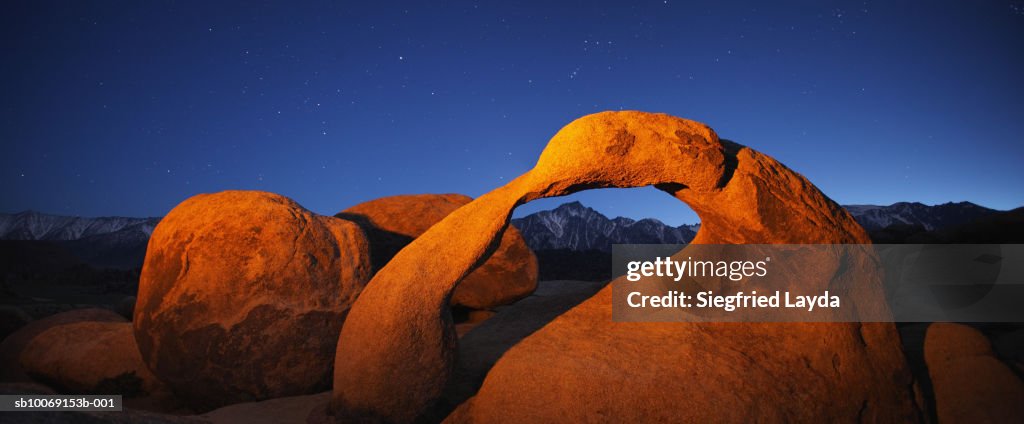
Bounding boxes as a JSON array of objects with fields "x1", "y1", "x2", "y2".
[
  {"x1": 134, "y1": 190, "x2": 371, "y2": 410},
  {"x1": 337, "y1": 193, "x2": 537, "y2": 310}
]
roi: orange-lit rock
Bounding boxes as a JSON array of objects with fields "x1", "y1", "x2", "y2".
[
  {"x1": 331, "y1": 111, "x2": 918, "y2": 423},
  {"x1": 135, "y1": 190, "x2": 371, "y2": 410},
  {"x1": 337, "y1": 193, "x2": 538, "y2": 310},
  {"x1": 21, "y1": 321, "x2": 185, "y2": 413},
  {"x1": 0, "y1": 308, "x2": 125, "y2": 383},
  {"x1": 925, "y1": 323, "x2": 1024, "y2": 423},
  {"x1": 431, "y1": 280, "x2": 607, "y2": 421}
]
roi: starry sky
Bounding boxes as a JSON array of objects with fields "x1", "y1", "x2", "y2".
[{"x1": 2, "y1": 1, "x2": 1023, "y2": 226}]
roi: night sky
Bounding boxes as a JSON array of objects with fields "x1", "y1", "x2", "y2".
[{"x1": 3, "y1": 1, "x2": 1023, "y2": 225}]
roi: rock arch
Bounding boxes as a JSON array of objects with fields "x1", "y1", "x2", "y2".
[{"x1": 331, "y1": 111, "x2": 919, "y2": 422}]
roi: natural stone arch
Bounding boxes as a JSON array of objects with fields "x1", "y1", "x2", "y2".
[{"x1": 331, "y1": 111, "x2": 918, "y2": 423}]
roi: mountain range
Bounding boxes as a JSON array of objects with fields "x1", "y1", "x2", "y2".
[
  {"x1": 843, "y1": 202, "x2": 995, "y2": 232},
  {"x1": 0, "y1": 211, "x2": 158, "y2": 241},
  {"x1": 0, "y1": 201, "x2": 1002, "y2": 269},
  {"x1": 509, "y1": 201, "x2": 699, "y2": 251},
  {"x1": 0, "y1": 211, "x2": 159, "y2": 269}
]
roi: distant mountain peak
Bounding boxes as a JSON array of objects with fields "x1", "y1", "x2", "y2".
[
  {"x1": 0, "y1": 211, "x2": 160, "y2": 242},
  {"x1": 842, "y1": 201, "x2": 996, "y2": 232},
  {"x1": 0, "y1": 211, "x2": 161, "y2": 269},
  {"x1": 551, "y1": 201, "x2": 596, "y2": 215},
  {"x1": 558, "y1": 201, "x2": 585, "y2": 209},
  {"x1": 511, "y1": 201, "x2": 697, "y2": 252}
]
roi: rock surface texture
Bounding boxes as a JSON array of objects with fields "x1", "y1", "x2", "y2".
[
  {"x1": 330, "y1": 111, "x2": 921, "y2": 423},
  {"x1": 20, "y1": 321, "x2": 183, "y2": 412},
  {"x1": 134, "y1": 190, "x2": 371, "y2": 410},
  {"x1": 0, "y1": 308, "x2": 125, "y2": 383},
  {"x1": 925, "y1": 323, "x2": 1024, "y2": 423},
  {"x1": 337, "y1": 193, "x2": 537, "y2": 310}
]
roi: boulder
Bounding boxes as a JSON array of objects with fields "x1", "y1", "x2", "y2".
[
  {"x1": 331, "y1": 111, "x2": 920, "y2": 423},
  {"x1": 20, "y1": 321, "x2": 185, "y2": 413},
  {"x1": 337, "y1": 193, "x2": 468, "y2": 272},
  {"x1": 337, "y1": 193, "x2": 538, "y2": 310},
  {"x1": 925, "y1": 323, "x2": 1024, "y2": 423},
  {"x1": 134, "y1": 190, "x2": 371, "y2": 410},
  {"x1": 0, "y1": 308, "x2": 125, "y2": 382}
]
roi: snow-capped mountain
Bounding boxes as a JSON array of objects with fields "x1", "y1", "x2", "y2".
[
  {"x1": 843, "y1": 202, "x2": 996, "y2": 232},
  {"x1": 510, "y1": 201, "x2": 698, "y2": 251},
  {"x1": 510, "y1": 200, "x2": 1000, "y2": 251},
  {"x1": 0, "y1": 211, "x2": 160, "y2": 269},
  {"x1": 0, "y1": 211, "x2": 159, "y2": 241}
]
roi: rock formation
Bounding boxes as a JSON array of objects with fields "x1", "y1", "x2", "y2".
[
  {"x1": 0, "y1": 308, "x2": 126, "y2": 382},
  {"x1": 20, "y1": 321, "x2": 184, "y2": 413},
  {"x1": 925, "y1": 323, "x2": 1024, "y2": 423},
  {"x1": 330, "y1": 111, "x2": 920, "y2": 422},
  {"x1": 337, "y1": 193, "x2": 537, "y2": 310},
  {"x1": 134, "y1": 190, "x2": 371, "y2": 410},
  {"x1": 431, "y1": 280, "x2": 608, "y2": 421}
]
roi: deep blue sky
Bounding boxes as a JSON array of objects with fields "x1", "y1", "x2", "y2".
[{"x1": 2, "y1": 1, "x2": 1023, "y2": 225}]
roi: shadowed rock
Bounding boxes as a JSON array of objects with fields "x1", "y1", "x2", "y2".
[
  {"x1": 330, "y1": 111, "x2": 919, "y2": 423},
  {"x1": 428, "y1": 280, "x2": 607, "y2": 421},
  {"x1": 337, "y1": 193, "x2": 538, "y2": 310},
  {"x1": 0, "y1": 306, "x2": 32, "y2": 342},
  {"x1": 925, "y1": 323, "x2": 1024, "y2": 423},
  {"x1": 134, "y1": 190, "x2": 371, "y2": 410}
]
